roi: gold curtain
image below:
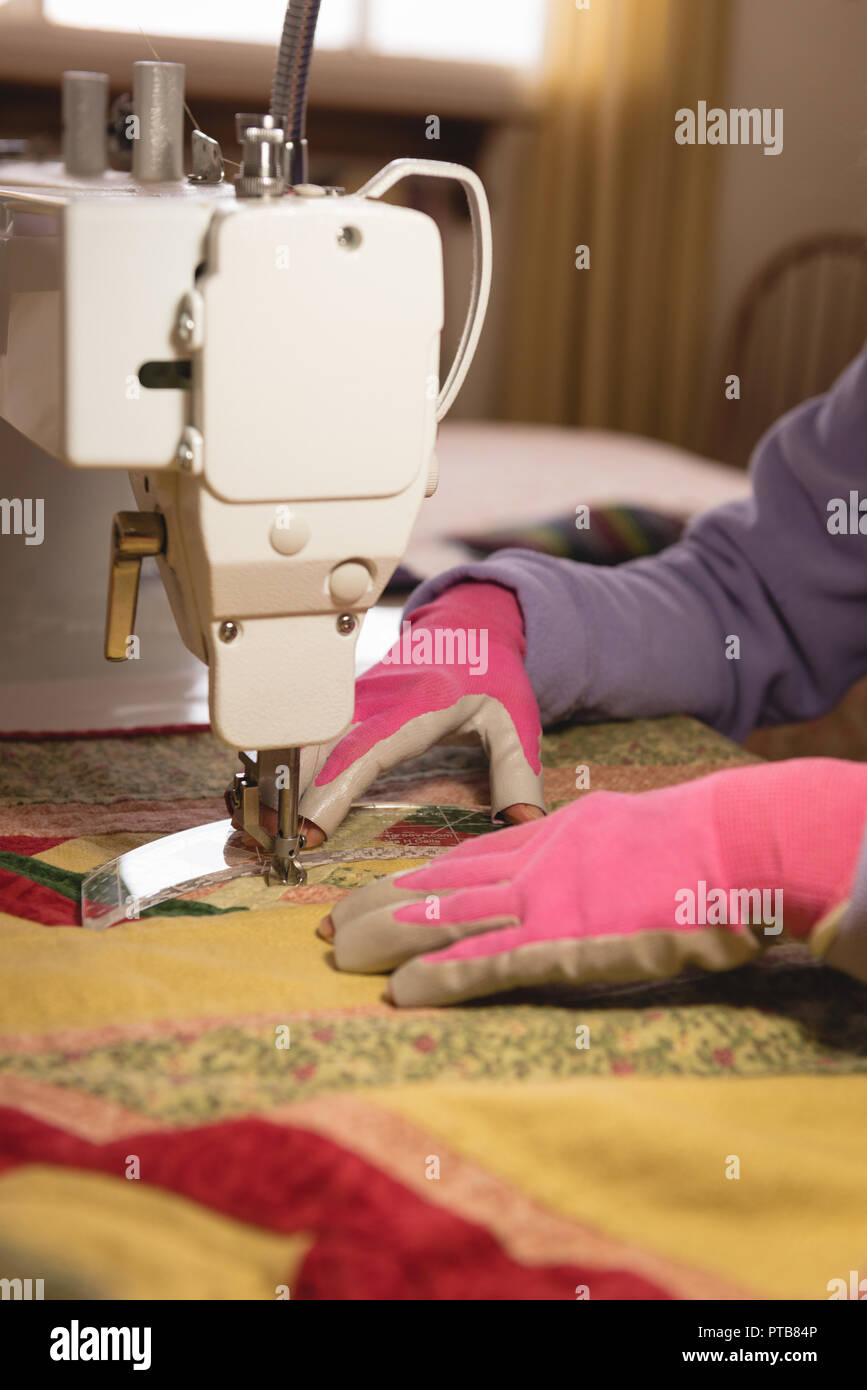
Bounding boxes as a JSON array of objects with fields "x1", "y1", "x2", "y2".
[{"x1": 502, "y1": 0, "x2": 730, "y2": 452}]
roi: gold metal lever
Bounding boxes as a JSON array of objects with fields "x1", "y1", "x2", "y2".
[{"x1": 105, "y1": 511, "x2": 166, "y2": 661}]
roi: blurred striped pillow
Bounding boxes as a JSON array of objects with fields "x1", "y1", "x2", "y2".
[{"x1": 453, "y1": 504, "x2": 685, "y2": 566}]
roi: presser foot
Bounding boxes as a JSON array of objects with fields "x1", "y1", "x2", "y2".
[
  {"x1": 229, "y1": 751, "x2": 308, "y2": 887},
  {"x1": 265, "y1": 838, "x2": 307, "y2": 888}
]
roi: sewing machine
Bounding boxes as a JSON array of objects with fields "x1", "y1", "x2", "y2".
[{"x1": 0, "y1": 2, "x2": 491, "y2": 905}]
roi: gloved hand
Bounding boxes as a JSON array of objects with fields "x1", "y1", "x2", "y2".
[
  {"x1": 318, "y1": 758, "x2": 867, "y2": 1006},
  {"x1": 233, "y1": 581, "x2": 546, "y2": 847}
]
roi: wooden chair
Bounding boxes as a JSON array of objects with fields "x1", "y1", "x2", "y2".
[{"x1": 711, "y1": 233, "x2": 867, "y2": 467}]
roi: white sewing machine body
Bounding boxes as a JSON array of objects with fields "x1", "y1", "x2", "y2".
[
  {"x1": 0, "y1": 169, "x2": 444, "y2": 748},
  {"x1": 0, "y1": 29, "x2": 491, "y2": 895}
]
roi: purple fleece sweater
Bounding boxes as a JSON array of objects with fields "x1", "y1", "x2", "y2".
[{"x1": 406, "y1": 342, "x2": 867, "y2": 940}]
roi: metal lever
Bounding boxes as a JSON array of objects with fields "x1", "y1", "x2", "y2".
[
  {"x1": 105, "y1": 511, "x2": 166, "y2": 661},
  {"x1": 188, "y1": 129, "x2": 225, "y2": 185}
]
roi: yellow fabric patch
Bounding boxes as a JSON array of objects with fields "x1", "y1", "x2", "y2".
[
  {"x1": 0, "y1": 1165, "x2": 308, "y2": 1300},
  {"x1": 370, "y1": 1075, "x2": 867, "y2": 1300},
  {"x1": 35, "y1": 834, "x2": 160, "y2": 873},
  {"x1": 0, "y1": 904, "x2": 391, "y2": 1032}
]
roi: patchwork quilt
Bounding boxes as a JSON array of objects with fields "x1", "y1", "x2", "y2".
[{"x1": 1, "y1": 716, "x2": 865, "y2": 1300}]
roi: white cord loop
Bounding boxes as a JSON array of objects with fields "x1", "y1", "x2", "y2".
[{"x1": 357, "y1": 158, "x2": 493, "y2": 422}]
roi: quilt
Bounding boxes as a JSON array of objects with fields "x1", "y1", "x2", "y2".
[{"x1": 1, "y1": 716, "x2": 865, "y2": 1300}]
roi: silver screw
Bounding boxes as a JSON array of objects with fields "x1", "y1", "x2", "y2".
[
  {"x1": 236, "y1": 124, "x2": 286, "y2": 200},
  {"x1": 176, "y1": 440, "x2": 195, "y2": 470},
  {"x1": 219, "y1": 621, "x2": 241, "y2": 643},
  {"x1": 176, "y1": 311, "x2": 195, "y2": 344},
  {"x1": 337, "y1": 226, "x2": 362, "y2": 250},
  {"x1": 336, "y1": 614, "x2": 356, "y2": 635}
]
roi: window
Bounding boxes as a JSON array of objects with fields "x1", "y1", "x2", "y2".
[
  {"x1": 366, "y1": 1, "x2": 547, "y2": 67},
  {"x1": 43, "y1": 0, "x2": 549, "y2": 70},
  {"x1": 43, "y1": 0, "x2": 359, "y2": 48}
]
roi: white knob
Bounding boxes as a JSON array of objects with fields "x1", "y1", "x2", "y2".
[
  {"x1": 269, "y1": 511, "x2": 310, "y2": 555},
  {"x1": 329, "y1": 561, "x2": 371, "y2": 605}
]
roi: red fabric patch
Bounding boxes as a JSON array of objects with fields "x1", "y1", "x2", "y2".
[
  {"x1": 376, "y1": 821, "x2": 474, "y2": 849},
  {"x1": 0, "y1": 1107, "x2": 669, "y2": 1301},
  {"x1": 0, "y1": 836, "x2": 68, "y2": 855},
  {"x1": 0, "y1": 870, "x2": 79, "y2": 926}
]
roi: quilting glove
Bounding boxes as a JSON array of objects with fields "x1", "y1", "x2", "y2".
[
  {"x1": 292, "y1": 581, "x2": 546, "y2": 843},
  {"x1": 319, "y1": 758, "x2": 867, "y2": 1007}
]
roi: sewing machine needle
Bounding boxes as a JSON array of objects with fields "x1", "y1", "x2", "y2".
[{"x1": 274, "y1": 746, "x2": 306, "y2": 885}]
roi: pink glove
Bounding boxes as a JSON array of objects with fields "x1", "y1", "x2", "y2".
[
  {"x1": 320, "y1": 758, "x2": 867, "y2": 1006},
  {"x1": 298, "y1": 582, "x2": 545, "y2": 840}
]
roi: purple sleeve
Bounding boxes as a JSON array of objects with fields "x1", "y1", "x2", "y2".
[{"x1": 407, "y1": 342, "x2": 867, "y2": 743}]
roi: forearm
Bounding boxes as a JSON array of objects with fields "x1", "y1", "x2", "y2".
[
  {"x1": 406, "y1": 546, "x2": 758, "y2": 738},
  {"x1": 409, "y1": 343, "x2": 867, "y2": 738}
]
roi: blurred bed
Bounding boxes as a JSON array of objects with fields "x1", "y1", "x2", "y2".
[{"x1": 410, "y1": 421, "x2": 750, "y2": 579}]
